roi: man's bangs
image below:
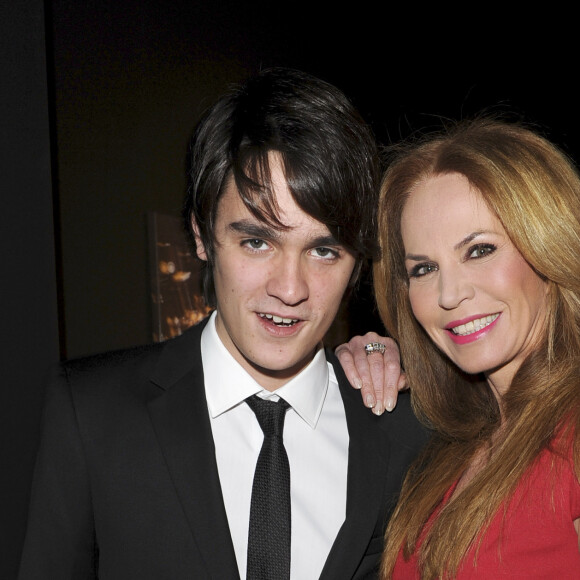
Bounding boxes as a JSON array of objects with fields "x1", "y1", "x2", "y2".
[{"x1": 231, "y1": 149, "x2": 287, "y2": 230}]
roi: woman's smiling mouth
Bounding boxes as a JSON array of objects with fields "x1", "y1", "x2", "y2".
[
  {"x1": 449, "y1": 314, "x2": 500, "y2": 336},
  {"x1": 444, "y1": 313, "x2": 501, "y2": 345}
]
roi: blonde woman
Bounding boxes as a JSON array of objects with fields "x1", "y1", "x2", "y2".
[{"x1": 338, "y1": 119, "x2": 580, "y2": 578}]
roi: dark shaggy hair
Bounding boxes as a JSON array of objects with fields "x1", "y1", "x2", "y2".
[{"x1": 183, "y1": 67, "x2": 380, "y2": 305}]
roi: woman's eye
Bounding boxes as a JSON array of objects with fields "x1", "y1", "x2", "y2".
[
  {"x1": 468, "y1": 244, "x2": 496, "y2": 259},
  {"x1": 409, "y1": 263, "x2": 437, "y2": 278}
]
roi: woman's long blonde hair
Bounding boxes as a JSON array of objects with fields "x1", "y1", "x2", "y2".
[{"x1": 376, "y1": 119, "x2": 580, "y2": 578}]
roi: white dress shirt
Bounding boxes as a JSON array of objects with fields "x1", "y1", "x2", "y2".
[{"x1": 201, "y1": 311, "x2": 349, "y2": 580}]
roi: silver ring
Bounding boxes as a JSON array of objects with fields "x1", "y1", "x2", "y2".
[{"x1": 364, "y1": 342, "x2": 386, "y2": 356}]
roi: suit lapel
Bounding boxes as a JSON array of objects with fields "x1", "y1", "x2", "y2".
[
  {"x1": 146, "y1": 320, "x2": 240, "y2": 580},
  {"x1": 145, "y1": 331, "x2": 390, "y2": 579},
  {"x1": 319, "y1": 354, "x2": 390, "y2": 580}
]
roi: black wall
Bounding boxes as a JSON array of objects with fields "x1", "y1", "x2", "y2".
[
  {"x1": 3, "y1": 2, "x2": 578, "y2": 577},
  {"x1": 50, "y1": 2, "x2": 580, "y2": 359},
  {"x1": 1, "y1": 1, "x2": 59, "y2": 578}
]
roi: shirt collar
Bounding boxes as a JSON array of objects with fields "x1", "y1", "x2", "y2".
[{"x1": 201, "y1": 311, "x2": 329, "y2": 429}]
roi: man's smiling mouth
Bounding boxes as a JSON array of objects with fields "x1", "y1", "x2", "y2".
[{"x1": 259, "y1": 313, "x2": 300, "y2": 327}]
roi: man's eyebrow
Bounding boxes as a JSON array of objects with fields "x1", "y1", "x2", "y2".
[
  {"x1": 310, "y1": 235, "x2": 341, "y2": 247},
  {"x1": 228, "y1": 220, "x2": 280, "y2": 240},
  {"x1": 229, "y1": 221, "x2": 342, "y2": 248}
]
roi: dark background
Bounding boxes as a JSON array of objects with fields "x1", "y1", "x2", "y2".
[{"x1": 2, "y1": 1, "x2": 577, "y2": 577}]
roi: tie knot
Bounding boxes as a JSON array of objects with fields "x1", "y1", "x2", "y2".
[{"x1": 246, "y1": 395, "x2": 289, "y2": 437}]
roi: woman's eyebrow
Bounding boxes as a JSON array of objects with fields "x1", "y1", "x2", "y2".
[
  {"x1": 405, "y1": 253, "x2": 429, "y2": 262},
  {"x1": 454, "y1": 230, "x2": 487, "y2": 251},
  {"x1": 405, "y1": 231, "x2": 493, "y2": 261}
]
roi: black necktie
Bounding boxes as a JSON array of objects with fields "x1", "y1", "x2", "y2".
[{"x1": 245, "y1": 395, "x2": 291, "y2": 580}]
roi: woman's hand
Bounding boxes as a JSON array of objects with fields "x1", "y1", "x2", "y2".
[{"x1": 335, "y1": 332, "x2": 407, "y2": 415}]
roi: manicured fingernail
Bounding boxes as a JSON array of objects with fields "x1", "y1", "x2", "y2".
[
  {"x1": 353, "y1": 377, "x2": 362, "y2": 390},
  {"x1": 373, "y1": 402, "x2": 384, "y2": 416},
  {"x1": 365, "y1": 394, "x2": 375, "y2": 408},
  {"x1": 385, "y1": 398, "x2": 395, "y2": 412}
]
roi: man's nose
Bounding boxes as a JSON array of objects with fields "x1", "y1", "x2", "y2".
[{"x1": 265, "y1": 255, "x2": 309, "y2": 306}]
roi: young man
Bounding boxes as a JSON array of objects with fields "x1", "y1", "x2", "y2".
[{"x1": 19, "y1": 68, "x2": 428, "y2": 579}]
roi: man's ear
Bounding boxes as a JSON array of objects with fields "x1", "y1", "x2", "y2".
[{"x1": 191, "y1": 218, "x2": 208, "y2": 262}]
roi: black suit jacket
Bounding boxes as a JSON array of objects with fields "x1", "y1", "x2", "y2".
[{"x1": 18, "y1": 319, "x2": 428, "y2": 579}]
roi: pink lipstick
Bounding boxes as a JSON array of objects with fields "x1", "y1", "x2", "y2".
[{"x1": 445, "y1": 313, "x2": 500, "y2": 345}]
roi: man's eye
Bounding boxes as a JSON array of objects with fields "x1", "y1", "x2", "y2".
[
  {"x1": 312, "y1": 247, "x2": 338, "y2": 259},
  {"x1": 468, "y1": 244, "x2": 496, "y2": 259},
  {"x1": 243, "y1": 239, "x2": 268, "y2": 250}
]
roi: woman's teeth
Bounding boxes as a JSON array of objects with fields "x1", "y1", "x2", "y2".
[{"x1": 451, "y1": 314, "x2": 499, "y2": 336}]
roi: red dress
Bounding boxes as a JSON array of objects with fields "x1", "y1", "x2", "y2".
[{"x1": 393, "y1": 435, "x2": 580, "y2": 578}]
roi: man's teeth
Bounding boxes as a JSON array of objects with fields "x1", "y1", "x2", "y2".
[
  {"x1": 451, "y1": 314, "x2": 499, "y2": 336},
  {"x1": 259, "y1": 313, "x2": 299, "y2": 326}
]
